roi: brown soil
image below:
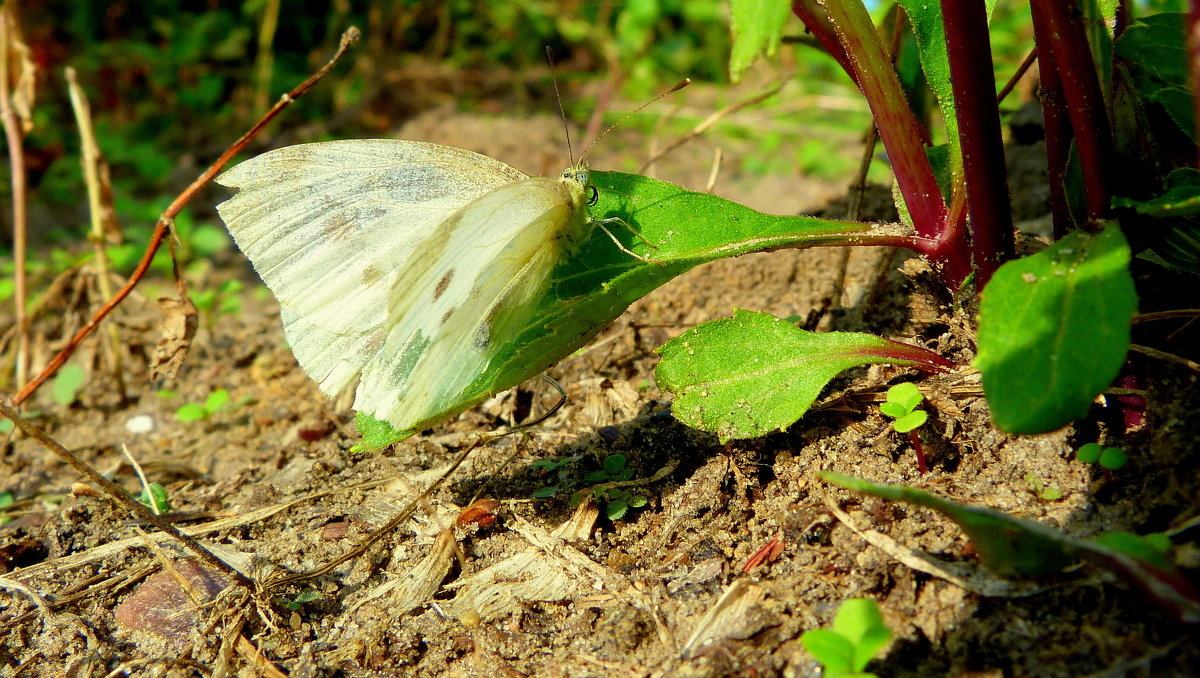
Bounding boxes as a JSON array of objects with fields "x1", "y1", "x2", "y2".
[{"x1": 1, "y1": 79, "x2": 1198, "y2": 678}]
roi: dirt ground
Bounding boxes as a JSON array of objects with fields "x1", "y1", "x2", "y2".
[{"x1": 1, "y1": 79, "x2": 1199, "y2": 677}]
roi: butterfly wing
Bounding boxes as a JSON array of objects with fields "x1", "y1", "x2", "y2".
[
  {"x1": 353, "y1": 176, "x2": 589, "y2": 431},
  {"x1": 216, "y1": 140, "x2": 589, "y2": 434},
  {"x1": 215, "y1": 139, "x2": 528, "y2": 399}
]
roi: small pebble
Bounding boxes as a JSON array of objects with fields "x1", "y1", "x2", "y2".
[{"x1": 125, "y1": 414, "x2": 155, "y2": 434}]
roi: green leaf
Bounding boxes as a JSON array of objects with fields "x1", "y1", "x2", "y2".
[
  {"x1": 1114, "y1": 13, "x2": 1193, "y2": 141},
  {"x1": 175, "y1": 403, "x2": 209, "y2": 422},
  {"x1": 531, "y1": 487, "x2": 558, "y2": 499},
  {"x1": 878, "y1": 402, "x2": 907, "y2": 419},
  {"x1": 852, "y1": 625, "x2": 891, "y2": 673},
  {"x1": 896, "y1": 1, "x2": 959, "y2": 180},
  {"x1": 355, "y1": 171, "x2": 879, "y2": 449},
  {"x1": 820, "y1": 472, "x2": 1080, "y2": 578},
  {"x1": 800, "y1": 628, "x2": 856, "y2": 673},
  {"x1": 885, "y1": 382, "x2": 924, "y2": 412},
  {"x1": 657, "y1": 309, "x2": 947, "y2": 441},
  {"x1": 204, "y1": 389, "x2": 230, "y2": 413},
  {"x1": 1099, "y1": 446, "x2": 1128, "y2": 470},
  {"x1": 602, "y1": 454, "x2": 627, "y2": 475},
  {"x1": 729, "y1": 0, "x2": 791, "y2": 82},
  {"x1": 1077, "y1": 442, "x2": 1103, "y2": 463},
  {"x1": 1092, "y1": 532, "x2": 1173, "y2": 571},
  {"x1": 891, "y1": 410, "x2": 927, "y2": 433},
  {"x1": 138, "y1": 483, "x2": 171, "y2": 513},
  {"x1": 832, "y1": 598, "x2": 886, "y2": 647},
  {"x1": 629, "y1": 494, "x2": 648, "y2": 508},
  {"x1": 975, "y1": 224, "x2": 1136, "y2": 433},
  {"x1": 1113, "y1": 169, "x2": 1200, "y2": 274},
  {"x1": 606, "y1": 499, "x2": 629, "y2": 521},
  {"x1": 51, "y1": 364, "x2": 86, "y2": 408},
  {"x1": 0, "y1": 492, "x2": 13, "y2": 509},
  {"x1": 1114, "y1": 168, "x2": 1200, "y2": 217}
]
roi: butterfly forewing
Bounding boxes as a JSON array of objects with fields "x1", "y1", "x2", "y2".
[
  {"x1": 216, "y1": 140, "x2": 591, "y2": 435},
  {"x1": 216, "y1": 140, "x2": 528, "y2": 394}
]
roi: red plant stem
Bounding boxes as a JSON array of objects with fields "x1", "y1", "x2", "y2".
[
  {"x1": 942, "y1": 0, "x2": 1015, "y2": 286},
  {"x1": 1189, "y1": 1, "x2": 1200, "y2": 167},
  {"x1": 1032, "y1": 0, "x2": 1115, "y2": 225},
  {"x1": 1028, "y1": 7, "x2": 1075, "y2": 239},
  {"x1": 803, "y1": 2, "x2": 971, "y2": 288},
  {"x1": 909, "y1": 430, "x2": 927, "y2": 474},
  {"x1": 11, "y1": 27, "x2": 362, "y2": 405}
]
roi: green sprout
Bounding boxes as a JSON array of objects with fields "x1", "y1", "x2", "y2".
[
  {"x1": 879, "y1": 382, "x2": 927, "y2": 433},
  {"x1": 138, "y1": 483, "x2": 171, "y2": 514},
  {"x1": 174, "y1": 389, "x2": 252, "y2": 423},
  {"x1": 1023, "y1": 473, "x2": 1063, "y2": 501},
  {"x1": 52, "y1": 364, "x2": 86, "y2": 408},
  {"x1": 0, "y1": 492, "x2": 14, "y2": 526},
  {"x1": 282, "y1": 590, "x2": 321, "y2": 611},
  {"x1": 800, "y1": 598, "x2": 892, "y2": 678},
  {"x1": 1076, "y1": 443, "x2": 1128, "y2": 470},
  {"x1": 532, "y1": 453, "x2": 651, "y2": 521}
]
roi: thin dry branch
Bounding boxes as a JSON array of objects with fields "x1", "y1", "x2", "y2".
[{"x1": 12, "y1": 26, "x2": 361, "y2": 405}]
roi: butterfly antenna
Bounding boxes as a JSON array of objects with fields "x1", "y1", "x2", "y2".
[
  {"x1": 580, "y1": 78, "x2": 691, "y2": 163},
  {"x1": 546, "y1": 46, "x2": 576, "y2": 166}
]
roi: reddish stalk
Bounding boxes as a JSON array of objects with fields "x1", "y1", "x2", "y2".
[
  {"x1": 804, "y1": 2, "x2": 972, "y2": 288},
  {"x1": 12, "y1": 27, "x2": 362, "y2": 405},
  {"x1": 1032, "y1": 0, "x2": 1116, "y2": 225},
  {"x1": 909, "y1": 430, "x2": 927, "y2": 474},
  {"x1": 1028, "y1": 8, "x2": 1075, "y2": 239},
  {"x1": 942, "y1": 0, "x2": 1015, "y2": 286}
]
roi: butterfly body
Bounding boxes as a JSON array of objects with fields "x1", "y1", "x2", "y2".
[{"x1": 216, "y1": 139, "x2": 594, "y2": 435}]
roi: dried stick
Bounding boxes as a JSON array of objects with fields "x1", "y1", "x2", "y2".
[
  {"x1": 637, "y1": 78, "x2": 786, "y2": 174},
  {"x1": 0, "y1": 400, "x2": 253, "y2": 588},
  {"x1": 0, "y1": 9, "x2": 30, "y2": 392},
  {"x1": 12, "y1": 26, "x2": 361, "y2": 405},
  {"x1": 66, "y1": 66, "x2": 125, "y2": 400}
]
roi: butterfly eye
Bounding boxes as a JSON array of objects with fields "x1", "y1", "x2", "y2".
[{"x1": 587, "y1": 185, "x2": 598, "y2": 206}]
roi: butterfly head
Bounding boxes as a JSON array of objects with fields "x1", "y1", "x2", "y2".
[{"x1": 560, "y1": 165, "x2": 598, "y2": 206}]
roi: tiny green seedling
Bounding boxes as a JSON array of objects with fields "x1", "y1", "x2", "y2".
[
  {"x1": 52, "y1": 364, "x2": 86, "y2": 408},
  {"x1": 138, "y1": 483, "x2": 171, "y2": 514},
  {"x1": 880, "y1": 382, "x2": 930, "y2": 473},
  {"x1": 0, "y1": 492, "x2": 14, "y2": 526},
  {"x1": 532, "y1": 453, "x2": 651, "y2": 521},
  {"x1": 1023, "y1": 473, "x2": 1063, "y2": 501},
  {"x1": 879, "y1": 382, "x2": 927, "y2": 433},
  {"x1": 282, "y1": 590, "x2": 321, "y2": 611},
  {"x1": 1076, "y1": 443, "x2": 1128, "y2": 470},
  {"x1": 193, "y1": 278, "x2": 244, "y2": 321},
  {"x1": 800, "y1": 598, "x2": 892, "y2": 678},
  {"x1": 175, "y1": 389, "x2": 251, "y2": 423}
]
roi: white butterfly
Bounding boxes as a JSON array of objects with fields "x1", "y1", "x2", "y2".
[{"x1": 215, "y1": 139, "x2": 604, "y2": 436}]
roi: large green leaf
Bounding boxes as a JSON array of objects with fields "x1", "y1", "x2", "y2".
[
  {"x1": 655, "y1": 309, "x2": 950, "y2": 442},
  {"x1": 357, "y1": 172, "x2": 884, "y2": 450},
  {"x1": 974, "y1": 223, "x2": 1136, "y2": 434}
]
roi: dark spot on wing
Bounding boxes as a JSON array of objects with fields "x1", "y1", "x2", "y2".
[
  {"x1": 441, "y1": 308, "x2": 455, "y2": 325},
  {"x1": 433, "y1": 270, "x2": 455, "y2": 302},
  {"x1": 362, "y1": 265, "x2": 382, "y2": 287}
]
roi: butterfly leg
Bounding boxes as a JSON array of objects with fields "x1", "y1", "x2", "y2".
[{"x1": 594, "y1": 216, "x2": 667, "y2": 266}]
